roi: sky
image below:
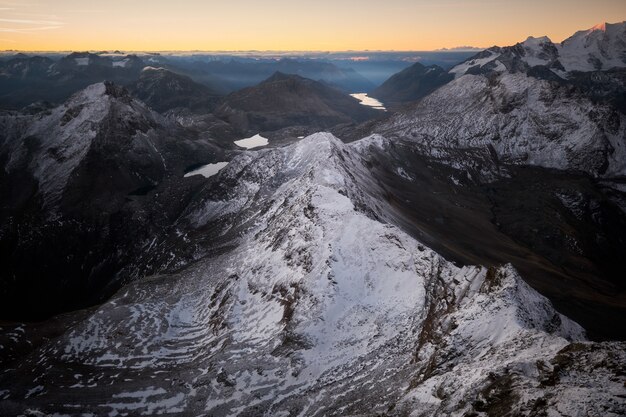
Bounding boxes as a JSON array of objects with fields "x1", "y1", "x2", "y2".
[{"x1": 1, "y1": 0, "x2": 625, "y2": 51}]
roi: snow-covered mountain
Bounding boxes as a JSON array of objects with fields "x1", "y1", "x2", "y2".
[
  {"x1": 365, "y1": 22, "x2": 626, "y2": 114},
  {"x1": 375, "y1": 71, "x2": 626, "y2": 178},
  {"x1": 369, "y1": 24, "x2": 626, "y2": 179},
  {"x1": 559, "y1": 22, "x2": 626, "y2": 72},
  {"x1": 1, "y1": 133, "x2": 623, "y2": 416},
  {"x1": 450, "y1": 21, "x2": 626, "y2": 78},
  {"x1": 1, "y1": 81, "x2": 217, "y2": 209}
]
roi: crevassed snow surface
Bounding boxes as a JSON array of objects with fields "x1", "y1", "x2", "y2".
[
  {"x1": 184, "y1": 162, "x2": 229, "y2": 178},
  {"x1": 350, "y1": 93, "x2": 386, "y2": 110},
  {"x1": 234, "y1": 133, "x2": 269, "y2": 149}
]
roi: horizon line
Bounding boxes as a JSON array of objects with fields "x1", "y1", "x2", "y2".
[{"x1": 1, "y1": 48, "x2": 488, "y2": 54}]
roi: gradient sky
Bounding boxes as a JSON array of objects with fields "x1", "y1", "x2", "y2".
[{"x1": 1, "y1": 0, "x2": 625, "y2": 51}]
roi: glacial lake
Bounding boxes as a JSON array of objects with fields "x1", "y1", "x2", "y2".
[
  {"x1": 350, "y1": 93, "x2": 386, "y2": 111},
  {"x1": 234, "y1": 134, "x2": 269, "y2": 149},
  {"x1": 184, "y1": 162, "x2": 229, "y2": 178}
]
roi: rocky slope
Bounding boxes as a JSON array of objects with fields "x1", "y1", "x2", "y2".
[
  {"x1": 0, "y1": 133, "x2": 623, "y2": 416},
  {"x1": 374, "y1": 71, "x2": 626, "y2": 178},
  {"x1": 0, "y1": 82, "x2": 225, "y2": 319}
]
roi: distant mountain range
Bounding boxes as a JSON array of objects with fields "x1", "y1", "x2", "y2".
[
  {"x1": 0, "y1": 53, "x2": 381, "y2": 109},
  {"x1": 369, "y1": 21, "x2": 626, "y2": 110}
]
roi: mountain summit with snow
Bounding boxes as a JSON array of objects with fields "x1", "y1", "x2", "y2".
[{"x1": 450, "y1": 21, "x2": 626, "y2": 77}]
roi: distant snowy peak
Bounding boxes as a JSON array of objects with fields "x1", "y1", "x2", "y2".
[
  {"x1": 450, "y1": 21, "x2": 626, "y2": 77},
  {"x1": 559, "y1": 21, "x2": 626, "y2": 72},
  {"x1": 592, "y1": 22, "x2": 608, "y2": 32}
]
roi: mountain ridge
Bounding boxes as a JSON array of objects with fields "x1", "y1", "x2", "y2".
[{"x1": 0, "y1": 132, "x2": 623, "y2": 416}]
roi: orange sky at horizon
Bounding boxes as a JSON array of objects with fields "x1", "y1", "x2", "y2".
[{"x1": 1, "y1": 0, "x2": 625, "y2": 52}]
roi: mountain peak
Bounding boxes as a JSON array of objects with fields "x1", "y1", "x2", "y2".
[
  {"x1": 263, "y1": 71, "x2": 304, "y2": 83},
  {"x1": 523, "y1": 35, "x2": 552, "y2": 45},
  {"x1": 70, "y1": 81, "x2": 131, "y2": 103},
  {"x1": 591, "y1": 22, "x2": 607, "y2": 32}
]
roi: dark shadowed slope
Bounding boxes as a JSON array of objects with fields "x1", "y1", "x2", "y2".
[
  {"x1": 371, "y1": 62, "x2": 453, "y2": 105},
  {"x1": 128, "y1": 67, "x2": 222, "y2": 113},
  {"x1": 215, "y1": 72, "x2": 383, "y2": 134},
  {"x1": 0, "y1": 82, "x2": 227, "y2": 319}
]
